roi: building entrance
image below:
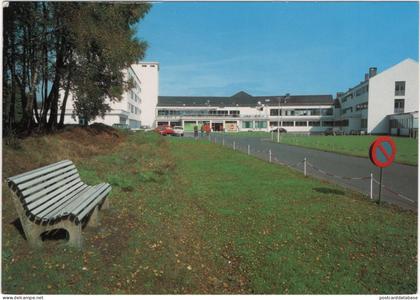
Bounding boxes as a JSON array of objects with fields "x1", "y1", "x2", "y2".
[{"x1": 212, "y1": 122, "x2": 224, "y2": 132}]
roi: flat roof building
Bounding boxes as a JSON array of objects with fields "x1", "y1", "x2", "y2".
[{"x1": 157, "y1": 91, "x2": 335, "y2": 133}]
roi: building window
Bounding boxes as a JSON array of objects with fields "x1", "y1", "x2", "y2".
[
  {"x1": 282, "y1": 121, "x2": 294, "y2": 127},
  {"x1": 341, "y1": 94, "x2": 353, "y2": 103},
  {"x1": 361, "y1": 119, "x2": 367, "y2": 128},
  {"x1": 269, "y1": 121, "x2": 279, "y2": 127},
  {"x1": 270, "y1": 109, "x2": 280, "y2": 116},
  {"x1": 395, "y1": 81, "x2": 406, "y2": 96},
  {"x1": 308, "y1": 121, "x2": 320, "y2": 127},
  {"x1": 242, "y1": 121, "x2": 253, "y2": 128},
  {"x1": 322, "y1": 121, "x2": 334, "y2": 127},
  {"x1": 394, "y1": 99, "x2": 405, "y2": 114},
  {"x1": 321, "y1": 108, "x2": 333, "y2": 116},
  {"x1": 255, "y1": 121, "x2": 267, "y2": 129},
  {"x1": 342, "y1": 107, "x2": 353, "y2": 114},
  {"x1": 355, "y1": 85, "x2": 369, "y2": 97},
  {"x1": 295, "y1": 121, "x2": 307, "y2": 127},
  {"x1": 78, "y1": 117, "x2": 86, "y2": 126},
  {"x1": 229, "y1": 110, "x2": 240, "y2": 116},
  {"x1": 356, "y1": 102, "x2": 368, "y2": 111}
]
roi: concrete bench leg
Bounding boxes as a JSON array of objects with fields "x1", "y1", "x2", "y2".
[
  {"x1": 87, "y1": 206, "x2": 99, "y2": 228},
  {"x1": 24, "y1": 222, "x2": 43, "y2": 248},
  {"x1": 101, "y1": 196, "x2": 110, "y2": 210},
  {"x1": 11, "y1": 192, "x2": 43, "y2": 247},
  {"x1": 66, "y1": 222, "x2": 82, "y2": 248}
]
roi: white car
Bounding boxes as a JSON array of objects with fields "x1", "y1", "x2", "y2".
[{"x1": 173, "y1": 126, "x2": 184, "y2": 137}]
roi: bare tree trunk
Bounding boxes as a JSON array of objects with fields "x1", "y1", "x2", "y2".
[{"x1": 58, "y1": 79, "x2": 71, "y2": 127}]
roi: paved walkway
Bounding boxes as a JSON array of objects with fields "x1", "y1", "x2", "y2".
[{"x1": 192, "y1": 133, "x2": 417, "y2": 211}]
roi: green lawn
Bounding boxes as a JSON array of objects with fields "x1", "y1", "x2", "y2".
[
  {"x1": 218, "y1": 132, "x2": 417, "y2": 165},
  {"x1": 2, "y1": 129, "x2": 417, "y2": 294},
  {"x1": 275, "y1": 135, "x2": 417, "y2": 166}
]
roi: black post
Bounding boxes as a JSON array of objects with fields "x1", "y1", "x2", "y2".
[{"x1": 378, "y1": 167, "x2": 383, "y2": 205}]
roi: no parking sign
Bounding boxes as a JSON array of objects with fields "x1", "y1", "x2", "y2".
[
  {"x1": 369, "y1": 136, "x2": 397, "y2": 168},
  {"x1": 369, "y1": 136, "x2": 397, "y2": 204}
]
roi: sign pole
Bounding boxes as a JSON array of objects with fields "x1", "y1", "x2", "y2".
[{"x1": 378, "y1": 167, "x2": 383, "y2": 205}]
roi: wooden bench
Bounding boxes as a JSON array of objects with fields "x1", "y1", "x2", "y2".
[{"x1": 7, "y1": 160, "x2": 112, "y2": 248}]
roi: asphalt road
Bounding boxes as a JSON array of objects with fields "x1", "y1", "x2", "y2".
[{"x1": 190, "y1": 132, "x2": 418, "y2": 211}]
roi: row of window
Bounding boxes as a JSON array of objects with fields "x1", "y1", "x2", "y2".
[
  {"x1": 269, "y1": 108, "x2": 333, "y2": 116},
  {"x1": 342, "y1": 84, "x2": 369, "y2": 102},
  {"x1": 356, "y1": 102, "x2": 368, "y2": 111},
  {"x1": 342, "y1": 102, "x2": 368, "y2": 114},
  {"x1": 130, "y1": 90, "x2": 141, "y2": 103},
  {"x1": 128, "y1": 103, "x2": 140, "y2": 115},
  {"x1": 242, "y1": 120, "x2": 338, "y2": 128},
  {"x1": 341, "y1": 81, "x2": 406, "y2": 104},
  {"x1": 157, "y1": 109, "x2": 241, "y2": 117},
  {"x1": 390, "y1": 117, "x2": 413, "y2": 129}
]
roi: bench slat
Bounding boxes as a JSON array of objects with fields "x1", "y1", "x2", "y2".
[
  {"x1": 51, "y1": 186, "x2": 98, "y2": 219},
  {"x1": 21, "y1": 168, "x2": 79, "y2": 197},
  {"x1": 39, "y1": 184, "x2": 91, "y2": 220},
  {"x1": 23, "y1": 173, "x2": 81, "y2": 204},
  {"x1": 8, "y1": 160, "x2": 73, "y2": 185},
  {"x1": 75, "y1": 185, "x2": 112, "y2": 221},
  {"x1": 60, "y1": 184, "x2": 107, "y2": 216},
  {"x1": 26, "y1": 180, "x2": 85, "y2": 213},
  {"x1": 72, "y1": 184, "x2": 110, "y2": 216},
  {"x1": 18, "y1": 165, "x2": 77, "y2": 191},
  {"x1": 30, "y1": 182, "x2": 87, "y2": 219}
]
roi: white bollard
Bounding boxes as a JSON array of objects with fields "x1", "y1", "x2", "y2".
[
  {"x1": 233, "y1": 141, "x2": 236, "y2": 151},
  {"x1": 248, "y1": 144, "x2": 250, "y2": 155},
  {"x1": 304, "y1": 157, "x2": 307, "y2": 176},
  {"x1": 370, "y1": 173, "x2": 373, "y2": 199},
  {"x1": 222, "y1": 138, "x2": 225, "y2": 146},
  {"x1": 269, "y1": 149, "x2": 272, "y2": 163}
]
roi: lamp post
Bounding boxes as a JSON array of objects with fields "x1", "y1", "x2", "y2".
[{"x1": 278, "y1": 93, "x2": 290, "y2": 143}]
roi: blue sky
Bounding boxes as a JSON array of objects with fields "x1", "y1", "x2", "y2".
[{"x1": 136, "y1": 2, "x2": 419, "y2": 97}]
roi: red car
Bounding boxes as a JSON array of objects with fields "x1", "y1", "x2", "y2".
[{"x1": 155, "y1": 126, "x2": 175, "y2": 136}]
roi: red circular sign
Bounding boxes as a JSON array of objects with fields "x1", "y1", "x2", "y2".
[{"x1": 369, "y1": 136, "x2": 397, "y2": 168}]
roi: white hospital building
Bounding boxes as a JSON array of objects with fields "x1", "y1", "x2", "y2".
[
  {"x1": 62, "y1": 58, "x2": 418, "y2": 137},
  {"x1": 62, "y1": 62, "x2": 159, "y2": 129},
  {"x1": 335, "y1": 58, "x2": 418, "y2": 137}
]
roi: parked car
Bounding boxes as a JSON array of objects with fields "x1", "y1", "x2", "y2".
[
  {"x1": 155, "y1": 126, "x2": 175, "y2": 136},
  {"x1": 173, "y1": 126, "x2": 184, "y2": 137},
  {"x1": 270, "y1": 127, "x2": 287, "y2": 133},
  {"x1": 324, "y1": 128, "x2": 343, "y2": 136}
]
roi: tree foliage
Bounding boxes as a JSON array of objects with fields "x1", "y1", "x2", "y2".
[{"x1": 3, "y1": 2, "x2": 151, "y2": 134}]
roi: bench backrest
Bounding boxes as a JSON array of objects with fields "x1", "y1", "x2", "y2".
[{"x1": 7, "y1": 160, "x2": 83, "y2": 210}]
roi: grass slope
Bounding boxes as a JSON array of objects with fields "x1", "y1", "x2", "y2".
[{"x1": 2, "y1": 128, "x2": 417, "y2": 294}]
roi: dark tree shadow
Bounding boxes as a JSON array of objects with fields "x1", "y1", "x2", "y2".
[
  {"x1": 40, "y1": 229, "x2": 69, "y2": 241},
  {"x1": 313, "y1": 187, "x2": 345, "y2": 195},
  {"x1": 10, "y1": 218, "x2": 26, "y2": 240}
]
